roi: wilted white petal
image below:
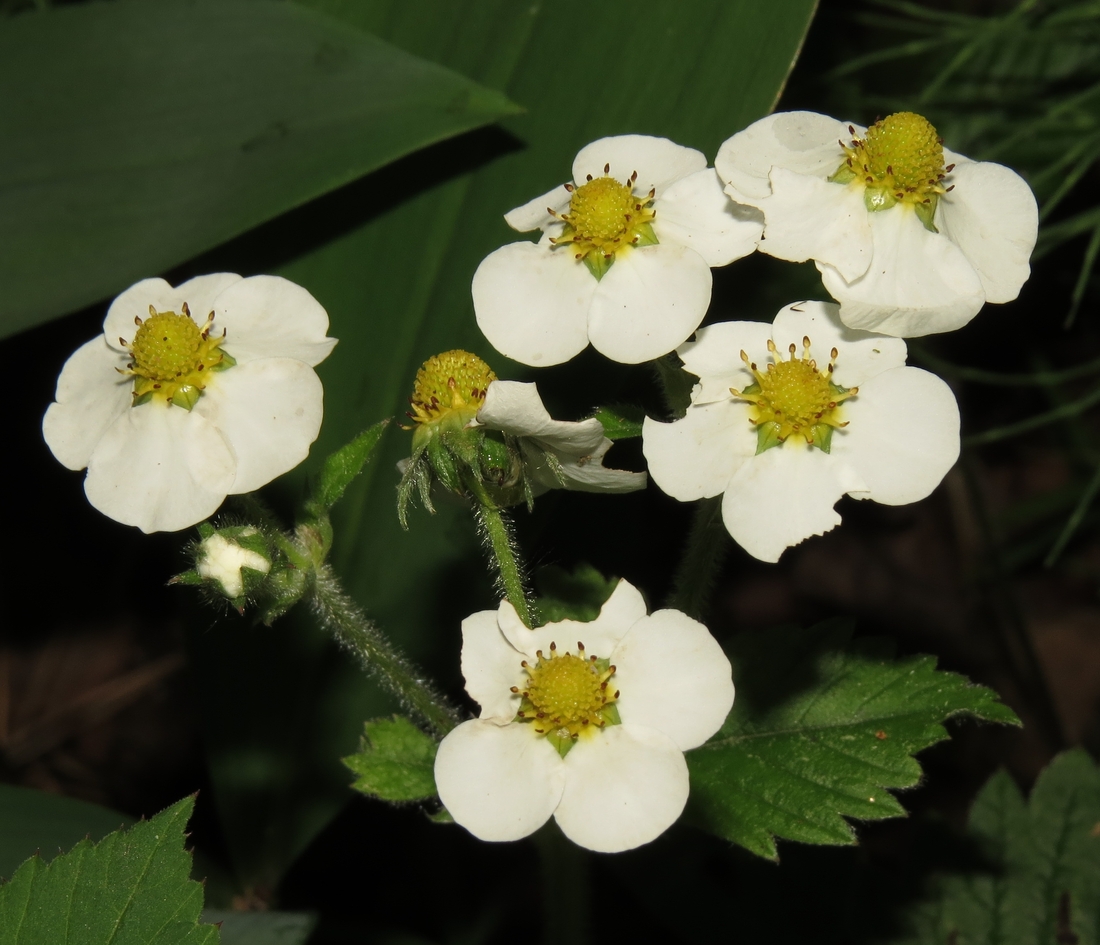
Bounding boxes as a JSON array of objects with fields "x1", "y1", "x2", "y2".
[
  {"x1": 758, "y1": 169, "x2": 872, "y2": 281},
  {"x1": 460, "y1": 610, "x2": 524, "y2": 721},
  {"x1": 473, "y1": 242, "x2": 595, "y2": 367},
  {"x1": 588, "y1": 244, "x2": 711, "y2": 364},
  {"x1": 613, "y1": 610, "x2": 734, "y2": 751},
  {"x1": 215, "y1": 275, "x2": 336, "y2": 367},
  {"x1": 716, "y1": 111, "x2": 856, "y2": 201},
  {"x1": 678, "y1": 320, "x2": 774, "y2": 404},
  {"x1": 542, "y1": 447, "x2": 647, "y2": 494},
  {"x1": 937, "y1": 160, "x2": 1037, "y2": 304},
  {"x1": 84, "y1": 404, "x2": 235, "y2": 534},
  {"x1": 43, "y1": 337, "x2": 131, "y2": 470},
  {"x1": 435, "y1": 720, "x2": 564, "y2": 843},
  {"x1": 721, "y1": 442, "x2": 868, "y2": 562},
  {"x1": 643, "y1": 400, "x2": 754, "y2": 502},
  {"x1": 654, "y1": 168, "x2": 761, "y2": 266},
  {"x1": 504, "y1": 183, "x2": 573, "y2": 232},
  {"x1": 554, "y1": 724, "x2": 689, "y2": 853},
  {"x1": 770, "y1": 300, "x2": 908, "y2": 387},
  {"x1": 479, "y1": 381, "x2": 605, "y2": 456},
  {"x1": 573, "y1": 135, "x2": 707, "y2": 196},
  {"x1": 836, "y1": 366, "x2": 960, "y2": 505},
  {"x1": 103, "y1": 274, "x2": 242, "y2": 351},
  {"x1": 822, "y1": 207, "x2": 986, "y2": 337}
]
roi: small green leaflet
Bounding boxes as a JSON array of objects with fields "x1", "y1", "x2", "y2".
[
  {"x1": 307, "y1": 421, "x2": 389, "y2": 514},
  {"x1": 687, "y1": 620, "x2": 1019, "y2": 860},
  {"x1": 592, "y1": 405, "x2": 644, "y2": 441},
  {"x1": 344, "y1": 716, "x2": 439, "y2": 802},
  {"x1": 0, "y1": 796, "x2": 218, "y2": 945},
  {"x1": 896, "y1": 750, "x2": 1100, "y2": 945}
]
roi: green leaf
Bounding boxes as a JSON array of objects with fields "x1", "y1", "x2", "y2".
[
  {"x1": 343, "y1": 715, "x2": 439, "y2": 802},
  {"x1": 0, "y1": 796, "x2": 218, "y2": 945},
  {"x1": 896, "y1": 750, "x2": 1100, "y2": 945},
  {"x1": 0, "y1": 0, "x2": 519, "y2": 338},
  {"x1": 201, "y1": 911, "x2": 316, "y2": 945},
  {"x1": 308, "y1": 420, "x2": 389, "y2": 514},
  {"x1": 687, "y1": 620, "x2": 1020, "y2": 860},
  {"x1": 0, "y1": 785, "x2": 133, "y2": 881},
  {"x1": 535, "y1": 564, "x2": 620, "y2": 624},
  {"x1": 592, "y1": 405, "x2": 645, "y2": 441}
]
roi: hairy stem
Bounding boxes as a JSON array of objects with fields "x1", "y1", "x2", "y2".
[
  {"x1": 310, "y1": 562, "x2": 459, "y2": 737},
  {"x1": 665, "y1": 496, "x2": 729, "y2": 620},
  {"x1": 465, "y1": 476, "x2": 536, "y2": 628}
]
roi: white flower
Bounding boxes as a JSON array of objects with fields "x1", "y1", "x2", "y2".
[
  {"x1": 472, "y1": 134, "x2": 761, "y2": 366},
  {"x1": 434, "y1": 579, "x2": 734, "y2": 853},
  {"x1": 476, "y1": 380, "x2": 645, "y2": 494},
  {"x1": 642, "y1": 301, "x2": 960, "y2": 562},
  {"x1": 43, "y1": 273, "x2": 336, "y2": 533},
  {"x1": 715, "y1": 111, "x2": 1038, "y2": 337}
]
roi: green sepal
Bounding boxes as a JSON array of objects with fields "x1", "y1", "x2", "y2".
[
  {"x1": 307, "y1": 421, "x2": 388, "y2": 514},
  {"x1": 632, "y1": 221, "x2": 659, "y2": 247},
  {"x1": 258, "y1": 566, "x2": 309, "y2": 626},
  {"x1": 546, "y1": 729, "x2": 576, "y2": 759},
  {"x1": 864, "y1": 185, "x2": 897, "y2": 212},
  {"x1": 812, "y1": 423, "x2": 834, "y2": 453},
  {"x1": 828, "y1": 164, "x2": 857, "y2": 185},
  {"x1": 342, "y1": 715, "x2": 439, "y2": 803},
  {"x1": 427, "y1": 807, "x2": 454, "y2": 824},
  {"x1": 755, "y1": 421, "x2": 783, "y2": 454},
  {"x1": 915, "y1": 196, "x2": 939, "y2": 232},
  {"x1": 592, "y1": 404, "x2": 644, "y2": 440},
  {"x1": 196, "y1": 521, "x2": 216, "y2": 540},
  {"x1": 426, "y1": 433, "x2": 462, "y2": 492},
  {"x1": 396, "y1": 447, "x2": 430, "y2": 528},
  {"x1": 601, "y1": 703, "x2": 622, "y2": 726},
  {"x1": 169, "y1": 570, "x2": 205, "y2": 587},
  {"x1": 592, "y1": 656, "x2": 613, "y2": 674},
  {"x1": 739, "y1": 382, "x2": 761, "y2": 396},
  {"x1": 131, "y1": 390, "x2": 153, "y2": 407},
  {"x1": 582, "y1": 251, "x2": 614, "y2": 281},
  {"x1": 479, "y1": 431, "x2": 522, "y2": 489},
  {"x1": 172, "y1": 384, "x2": 201, "y2": 411},
  {"x1": 212, "y1": 349, "x2": 236, "y2": 370}
]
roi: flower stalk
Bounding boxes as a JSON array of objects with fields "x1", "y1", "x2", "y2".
[{"x1": 666, "y1": 496, "x2": 728, "y2": 620}]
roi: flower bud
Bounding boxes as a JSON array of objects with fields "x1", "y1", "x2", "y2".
[{"x1": 186, "y1": 524, "x2": 274, "y2": 604}]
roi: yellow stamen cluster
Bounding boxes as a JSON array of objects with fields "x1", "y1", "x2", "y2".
[
  {"x1": 406, "y1": 350, "x2": 496, "y2": 447},
  {"x1": 732, "y1": 336, "x2": 856, "y2": 452},
  {"x1": 514, "y1": 641, "x2": 619, "y2": 756},
  {"x1": 121, "y1": 303, "x2": 229, "y2": 410},
  {"x1": 549, "y1": 165, "x2": 658, "y2": 280},
  {"x1": 829, "y1": 111, "x2": 954, "y2": 231}
]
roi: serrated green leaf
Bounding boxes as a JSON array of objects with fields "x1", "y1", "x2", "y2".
[
  {"x1": 592, "y1": 405, "x2": 645, "y2": 441},
  {"x1": 0, "y1": 0, "x2": 519, "y2": 338},
  {"x1": 308, "y1": 421, "x2": 389, "y2": 513},
  {"x1": 344, "y1": 715, "x2": 439, "y2": 802},
  {"x1": 896, "y1": 750, "x2": 1100, "y2": 945},
  {"x1": 535, "y1": 564, "x2": 619, "y2": 624},
  {"x1": 0, "y1": 796, "x2": 218, "y2": 945},
  {"x1": 687, "y1": 621, "x2": 1020, "y2": 860}
]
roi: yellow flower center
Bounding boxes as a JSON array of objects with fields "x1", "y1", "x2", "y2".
[
  {"x1": 829, "y1": 111, "x2": 952, "y2": 231},
  {"x1": 550, "y1": 167, "x2": 659, "y2": 280},
  {"x1": 122, "y1": 303, "x2": 230, "y2": 410},
  {"x1": 515, "y1": 641, "x2": 619, "y2": 757},
  {"x1": 732, "y1": 337, "x2": 857, "y2": 453},
  {"x1": 407, "y1": 350, "x2": 496, "y2": 449}
]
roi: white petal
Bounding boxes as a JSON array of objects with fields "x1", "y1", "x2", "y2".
[
  {"x1": 479, "y1": 381, "x2": 605, "y2": 455},
  {"x1": 195, "y1": 359, "x2": 323, "y2": 495},
  {"x1": 572, "y1": 135, "x2": 707, "y2": 196},
  {"x1": 716, "y1": 111, "x2": 857, "y2": 201},
  {"x1": 503, "y1": 183, "x2": 573, "y2": 233},
  {"x1": 757, "y1": 169, "x2": 872, "y2": 281},
  {"x1": 540, "y1": 447, "x2": 647, "y2": 494},
  {"x1": 937, "y1": 161, "x2": 1037, "y2": 304},
  {"x1": 555, "y1": 724, "x2": 689, "y2": 853},
  {"x1": 678, "y1": 320, "x2": 774, "y2": 404},
  {"x1": 214, "y1": 275, "x2": 336, "y2": 367},
  {"x1": 472, "y1": 242, "x2": 595, "y2": 367},
  {"x1": 103, "y1": 274, "x2": 242, "y2": 351},
  {"x1": 835, "y1": 366, "x2": 960, "y2": 505},
  {"x1": 590, "y1": 579, "x2": 650, "y2": 636},
  {"x1": 613, "y1": 609, "x2": 734, "y2": 751},
  {"x1": 653, "y1": 168, "x2": 761, "y2": 267},
  {"x1": 770, "y1": 300, "x2": 908, "y2": 387},
  {"x1": 642, "y1": 400, "x2": 754, "y2": 502},
  {"x1": 822, "y1": 207, "x2": 986, "y2": 337},
  {"x1": 588, "y1": 244, "x2": 711, "y2": 364},
  {"x1": 435, "y1": 720, "x2": 564, "y2": 843},
  {"x1": 460, "y1": 610, "x2": 524, "y2": 720},
  {"x1": 84, "y1": 403, "x2": 235, "y2": 533},
  {"x1": 42, "y1": 337, "x2": 131, "y2": 470},
  {"x1": 720, "y1": 442, "x2": 868, "y2": 563}
]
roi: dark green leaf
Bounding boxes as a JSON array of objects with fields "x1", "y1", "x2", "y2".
[
  {"x1": 535, "y1": 564, "x2": 619, "y2": 624},
  {"x1": 687, "y1": 621, "x2": 1019, "y2": 860},
  {"x1": 0, "y1": 796, "x2": 218, "y2": 945},
  {"x1": 309, "y1": 421, "x2": 389, "y2": 514},
  {"x1": 344, "y1": 715, "x2": 438, "y2": 802},
  {"x1": 0, "y1": 0, "x2": 519, "y2": 338},
  {"x1": 896, "y1": 750, "x2": 1100, "y2": 945},
  {"x1": 0, "y1": 786, "x2": 132, "y2": 881},
  {"x1": 592, "y1": 405, "x2": 645, "y2": 441}
]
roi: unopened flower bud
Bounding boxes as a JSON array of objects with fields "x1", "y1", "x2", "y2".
[{"x1": 194, "y1": 526, "x2": 272, "y2": 601}]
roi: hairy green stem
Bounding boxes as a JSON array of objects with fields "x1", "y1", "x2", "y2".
[
  {"x1": 309, "y1": 562, "x2": 459, "y2": 737},
  {"x1": 465, "y1": 475, "x2": 536, "y2": 627},
  {"x1": 665, "y1": 496, "x2": 729, "y2": 619}
]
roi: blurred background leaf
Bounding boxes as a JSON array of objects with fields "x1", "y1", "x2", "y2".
[{"x1": 0, "y1": 0, "x2": 519, "y2": 339}]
